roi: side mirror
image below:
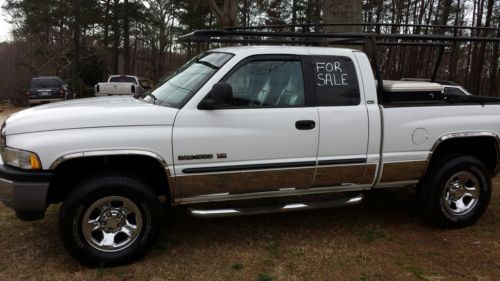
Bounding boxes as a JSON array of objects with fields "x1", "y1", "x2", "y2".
[{"x1": 198, "y1": 82, "x2": 233, "y2": 110}]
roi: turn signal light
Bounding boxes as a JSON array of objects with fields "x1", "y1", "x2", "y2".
[{"x1": 30, "y1": 154, "x2": 41, "y2": 170}]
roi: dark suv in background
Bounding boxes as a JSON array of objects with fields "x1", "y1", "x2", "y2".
[{"x1": 27, "y1": 76, "x2": 70, "y2": 106}]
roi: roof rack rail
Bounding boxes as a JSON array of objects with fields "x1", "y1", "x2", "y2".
[
  {"x1": 225, "y1": 22, "x2": 500, "y2": 32},
  {"x1": 179, "y1": 23, "x2": 500, "y2": 103}
]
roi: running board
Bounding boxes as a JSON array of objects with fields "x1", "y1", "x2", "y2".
[{"x1": 188, "y1": 193, "x2": 363, "y2": 218}]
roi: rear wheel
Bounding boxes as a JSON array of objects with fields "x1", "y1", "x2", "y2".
[
  {"x1": 420, "y1": 155, "x2": 491, "y2": 228},
  {"x1": 59, "y1": 174, "x2": 161, "y2": 266}
]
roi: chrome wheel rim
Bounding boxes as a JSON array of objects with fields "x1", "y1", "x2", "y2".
[
  {"x1": 82, "y1": 196, "x2": 143, "y2": 253},
  {"x1": 442, "y1": 171, "x2": 480, "y2": 216}
]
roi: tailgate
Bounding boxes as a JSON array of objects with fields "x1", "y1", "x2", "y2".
[{"x1": 97, "y1": 83, "x2": 135, "y2": 95}]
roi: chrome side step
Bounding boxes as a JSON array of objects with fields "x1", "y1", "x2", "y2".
[{"x1": 188, "y1": 193, "x2": 363, "y2": 218}]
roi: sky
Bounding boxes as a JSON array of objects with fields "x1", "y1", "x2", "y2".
[{"x1": 0, "y1": 0, "x2": 11, "y2": 42}]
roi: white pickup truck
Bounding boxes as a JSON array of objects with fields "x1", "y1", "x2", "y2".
[
  {"x1": 1, "y1": 46, "x2": 499, "y2": 266},
  {"x1": 94, "y1": 75, "x2": 143, "y2": 97}
]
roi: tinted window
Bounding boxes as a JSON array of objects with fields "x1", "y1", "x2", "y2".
[
  {"x1": 222, "y1": 60, "x2": 305, "y2": 107},
  {"x1": 30, "y1": 78, "x2": 62, "y2": 89},
  {"x1": 311, "y1": 56, "x2": 360, "y2": 106},
  {"x1": 109, "y1": 76, "x2": 137, "y2": 83}
]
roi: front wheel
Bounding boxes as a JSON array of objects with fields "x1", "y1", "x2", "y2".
[
  {"x1": 59, "y1": 174, "x2": 161, "y2": 266},
  {"x1": 421, "y1": 155, "x2": 492, "y2": 228}
]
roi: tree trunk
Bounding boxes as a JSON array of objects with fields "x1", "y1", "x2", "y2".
[
  {"x1": 474, "y1": 0, "x2": 494, "y2": 95},
  {"x1": 489, "y1": 25, "x2": 500, "y2": 96},
  {"x1": 72, "y1": 0, "x2": 81, "y2": 97},
  {"x1": 448, "y1": 0, "x2": 461, "y2": 82},
  {"x1": 103, "y1": 0, "x2": 111, "y2": 47},
  {"x1": 207, "y1": 0, "x2": 238, "y2": 28},
  {"x1": 470, "y1": 0, "x2": 485, "y2": 95},
  {"x1": 112, "y1": 0, "x2": 120, "y2": 74},
  {"x1": 123, "y1": 0, "x2": 131, "y2": 74},
  {"x1": 291, "y1": 0, "x2": 298, "y2": 28},
  {"x1": 322, "y1": 0, "x2": 362, "y2": 32}
]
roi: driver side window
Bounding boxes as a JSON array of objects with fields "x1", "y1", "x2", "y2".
[{"x1": 223, "y1": 59, "x2": 305, "y2": 107}]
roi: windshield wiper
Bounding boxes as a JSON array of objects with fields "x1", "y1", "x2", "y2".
[{"x1": 197, "y1": 60, "x2": 219, "y2": 69}]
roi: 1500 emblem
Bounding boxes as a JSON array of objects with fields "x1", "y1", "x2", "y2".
[{"x1": 178, "y1": 153, "x2": 227, "y2": 161}]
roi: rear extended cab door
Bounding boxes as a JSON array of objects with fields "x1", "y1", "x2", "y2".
[{"x1": 308, "y1": 49, "x2": 380, "y2": 189}]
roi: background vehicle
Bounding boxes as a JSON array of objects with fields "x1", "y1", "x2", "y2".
[
  {"x1": 27, "y1": 76, "x2": 69, "y2": 106},
  {"x1": 94, "y1": 75, "x2": 143, "y2": 97}
]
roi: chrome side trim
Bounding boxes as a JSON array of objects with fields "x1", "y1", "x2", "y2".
[
  {"x1": 375, "y1": 180, "x2": 419, "y2": 189},
  {"x1": 425, "y1": 131, "x2": 500, "y2": 174},
  {"x1": 188, "y1": 193, "x2": 363, "y2": 218},
  {"x1": 175, "y1": 167, "x2": 316, "y2": 198},
  {"x1": 313, "y1": 163, "x2": 375, "y2": 187},
  {"x1": 175, "y1": 184, "x2": 371, "y2": 205},
  {"x1": 49, "y1": 152, "x2": 84, "y2": 170},
  {"x1": 379, "y1": 160, "x2": 427, "y2": 183},
  {"x1": 50, "y1": 150, "x2": 168, "y2": 169}
]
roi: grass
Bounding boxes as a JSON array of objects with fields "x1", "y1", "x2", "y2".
[
  {"x1": 257, "y1": 273, "x2": 275, "y2": 281},
  {"x1": 230, "y1": 263, "x2": 244, "y2": 270},
  {"x1": 265, "y1": 242, "x2": 283, "y2": 258},
  {"x1": 405, "y1": 266, "x2": 430, "y2": 281},
  {"x1": 353, "y1": 225, "x2": 387, "y2": 243},
  {"x1": 0, "y1": 175, "x2": 498, "y2": 280}
]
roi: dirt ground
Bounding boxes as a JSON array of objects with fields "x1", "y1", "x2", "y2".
[{"x1": 0, "y1": 180, "x2": 498, "y2": 281}]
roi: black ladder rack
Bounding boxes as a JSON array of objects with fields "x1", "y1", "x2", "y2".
[{"x1": 179, "y1": 23, "x2": 500, "y2": 103}]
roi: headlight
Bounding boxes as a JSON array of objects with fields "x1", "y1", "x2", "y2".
[{"x1": 0, "y1": 147, "x2": 42, "y2": 170}]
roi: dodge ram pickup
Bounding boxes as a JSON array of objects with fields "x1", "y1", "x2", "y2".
[{"x1": 1, "y1": 46, "x2": 499, "y2": 266}]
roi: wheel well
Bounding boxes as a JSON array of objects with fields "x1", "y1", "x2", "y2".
[
  {"x1": 47, "y1": 155, "x2": 171, "y2": 204},
  {"x1": 428, "y1": 136, "x2": 499, "y2": 175}
]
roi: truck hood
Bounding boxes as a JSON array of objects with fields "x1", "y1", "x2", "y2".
[{"x1": 5, "y1": 97, "x2": 178, "y2": 135}]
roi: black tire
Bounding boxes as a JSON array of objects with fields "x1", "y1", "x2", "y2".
[
  {"x1": 59, "y1": 173, "x2": 161, "y2": 266},
  {"x1": 420, "y1": 155, "x2": 491, "y2": 228}
]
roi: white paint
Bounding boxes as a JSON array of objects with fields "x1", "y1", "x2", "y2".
[{"x1": 5, "y1": 96, "x2": 177, "y2": 135}]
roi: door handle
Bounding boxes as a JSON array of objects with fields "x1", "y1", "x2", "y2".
[{"x1": 295, "y1": 120, "x2": 316, "y2": 130}]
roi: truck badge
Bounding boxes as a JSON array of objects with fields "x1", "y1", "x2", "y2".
[
  {"x1": 216, "y1": 153, "x2": 227, "y2": 159},
  {"x1": 178, "y1": 154, "x2": 213, "y2": 161}
]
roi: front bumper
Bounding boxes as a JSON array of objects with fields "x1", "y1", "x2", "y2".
[{"x1": 0, "y1": 164, "x2": 52, "y2": 213}]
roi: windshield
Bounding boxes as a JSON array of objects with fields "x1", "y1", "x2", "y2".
[
  {"x1": 144, "y1": 52, "x2": 234, "y2": 108},
  {"x1": 109, "y1": 76, "x2": 137, "y2": 83},
  {"x1": 30, "y1": 78, "x2": 62, "y2": 89}
]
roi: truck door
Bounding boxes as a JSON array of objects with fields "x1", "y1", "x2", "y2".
[
  {"x1": 309, "y1": 54, "x2": 372, "y2": 188},
  {"x1": 172, "y1": 55, "x2": 320, "y2": 202}
]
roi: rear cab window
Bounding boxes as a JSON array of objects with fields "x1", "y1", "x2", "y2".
[
  {"x1": 310, "y1": 56, "x2": 361, "y2": 106},
  {"x1": 109, "y1": 76, "x2": 137, "y2": 84}
]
